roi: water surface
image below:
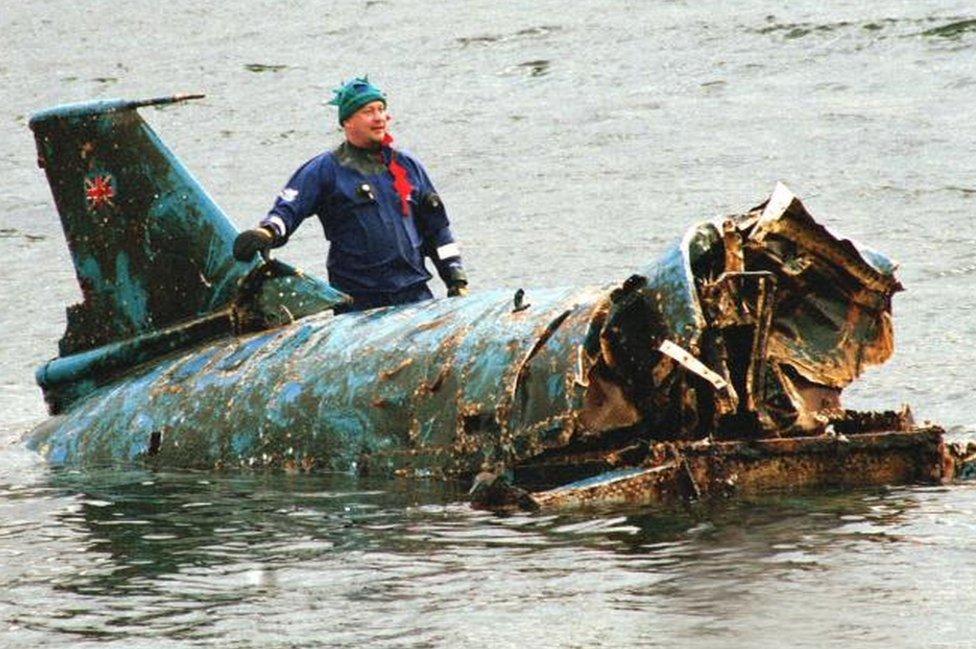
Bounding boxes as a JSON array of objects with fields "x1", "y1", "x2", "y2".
[{"x1": 2, "y1": 1, "x2": 975, "y2": 646}]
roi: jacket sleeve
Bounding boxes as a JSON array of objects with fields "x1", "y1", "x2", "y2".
[
  {"x1": 259, "y1": 155, "x2": 332, "y2": 243},
  {"x1": 411, "y1": 160, "x2": 467, "y2": 286}
]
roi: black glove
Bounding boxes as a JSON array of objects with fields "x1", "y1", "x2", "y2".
[
  {"x1": 447, "y1": 282, "x2": 469, "y2": 297},
  {"x1": 233, "y1": 227, "x2": 275, "y2": 262},
  {"x1": 444, "y1": 265, "x2": 469, "y2": 297}
]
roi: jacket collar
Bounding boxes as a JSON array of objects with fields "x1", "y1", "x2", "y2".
[{"x1": 335, "y1": 140, "x2": 387, "y2": 175}]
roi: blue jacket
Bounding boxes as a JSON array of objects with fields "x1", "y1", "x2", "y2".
[{"x1": 261, "y1": 141, "x2": 462, "y2": 297}]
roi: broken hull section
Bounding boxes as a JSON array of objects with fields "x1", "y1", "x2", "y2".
[{"x1": 527, "y1": 428, "x2": 950, "y2": 511}]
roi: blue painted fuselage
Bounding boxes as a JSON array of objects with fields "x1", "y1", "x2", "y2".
[{"x1": 29, "y1": 286, "x2": 607, "y2": 476}]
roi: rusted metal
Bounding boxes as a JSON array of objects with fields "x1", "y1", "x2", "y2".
[
  {"x1": 525, "y1": 426, "x2": 948, "y2": 511},
  {"x1": 22, "y1": 96, "x2": 959, "y2": 513}
]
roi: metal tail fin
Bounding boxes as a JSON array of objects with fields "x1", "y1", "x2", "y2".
[{"x1": 29, "y1": 95, "x2": 252, "y2": 357}]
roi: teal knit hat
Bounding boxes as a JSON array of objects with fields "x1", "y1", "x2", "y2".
[{"x1": 329, "y1": 76, "x2": 387, "y2": 124}]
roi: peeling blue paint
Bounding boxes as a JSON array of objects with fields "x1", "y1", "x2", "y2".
[
  {"x1": 114, "y1": 252, "x2": 150, "y2": 328},
  {"x1": 27, "y1": 287, "x2": 602, "y2": 473},
  {"x1": 170, "y1": 349, "x2": 218, "y2": 382},
  {"x1": 216, "y1": 333, "x2": 278, "y2": 371}
]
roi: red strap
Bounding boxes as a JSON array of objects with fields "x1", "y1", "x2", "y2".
[{"x1": 381, "y1": 133, "x2": 413, "y2": 217}]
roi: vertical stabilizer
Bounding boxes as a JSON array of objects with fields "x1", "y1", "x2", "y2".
[{"x1": 29, "y1": 95, "x2": 252, "y2": 356}]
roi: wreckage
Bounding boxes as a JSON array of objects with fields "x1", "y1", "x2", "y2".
[{"x1": 24, "y1": 95, "x2": 970, "y2": 511}]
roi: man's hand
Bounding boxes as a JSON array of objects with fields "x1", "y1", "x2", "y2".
[
  {"x1": 233, "y1": 227, "x2": 275, "y2": 262},
  {"x1": 447, "y1": 282, "x2": 469, "y2": 298},
  {"x1": 444, "y1": 264, "x2": 468, "y2": 297}
]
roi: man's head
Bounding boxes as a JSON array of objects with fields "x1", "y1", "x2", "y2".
[{"x1": 329, "y1": 76, "x2": 390, "y2": 148}]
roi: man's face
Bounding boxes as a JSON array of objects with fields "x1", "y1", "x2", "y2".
[{"x1": 343, "y1": 100, "x2": 389, "y2": 148}]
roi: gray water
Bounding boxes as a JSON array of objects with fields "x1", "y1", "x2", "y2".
[{"x1": 1, "y1": 1, "x2": 975, "y2": 646}]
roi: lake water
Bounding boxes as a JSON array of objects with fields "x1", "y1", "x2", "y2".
[{"x1": 1, "y1": 1, "x2": 975, "y2": 646}]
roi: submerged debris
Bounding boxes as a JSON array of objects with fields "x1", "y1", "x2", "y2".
[
  {"x1": 921, "y1": 19, "x2": 976, "y2": 39},
  {"x1": 469, "y1": 468, "x2": 539, "y2": 512},
  {"x1": 243, "y1": 63, "x2": 289, "y2": 73}
]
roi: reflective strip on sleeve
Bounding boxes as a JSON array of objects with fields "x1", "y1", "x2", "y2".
[
  {"x1": 261, "y1": 216, "x2": 287, "y2": 239},
  {"x1": 437, "y1": 242, "x2": 461, "y2": 260}
]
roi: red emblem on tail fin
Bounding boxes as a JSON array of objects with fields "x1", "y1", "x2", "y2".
[{"x1": 84, "y1": 173, "x2": 116, "y2": 212}]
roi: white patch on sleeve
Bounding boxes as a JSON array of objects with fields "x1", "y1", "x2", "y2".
[
  {"x1": 263, "y1": 216, "x2": 287, "y2": 238},
  {"x1": 437, "y1": 242, "x2": 461, "y2": 260},
  {"x1": 278, "y1": 188, "x2": 299, "y2": 203}
]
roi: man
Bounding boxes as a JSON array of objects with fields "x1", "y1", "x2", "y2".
[{"x1": 233, "y1": 76, "x2": 468, "y2": 313}]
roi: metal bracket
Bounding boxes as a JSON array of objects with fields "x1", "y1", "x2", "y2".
[{"x1": 659, "y1": 340, "x2": 739, "y2": 409}]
